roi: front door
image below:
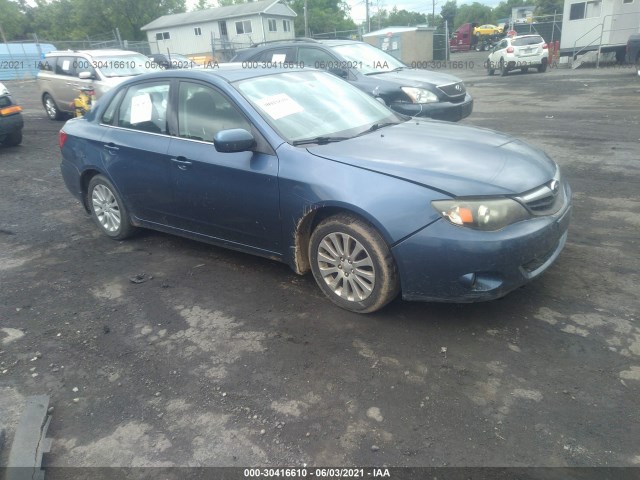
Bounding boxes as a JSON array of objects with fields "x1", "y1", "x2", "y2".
[{"x1": 166, "y1": 81, "x2": 281, "y2": 254}]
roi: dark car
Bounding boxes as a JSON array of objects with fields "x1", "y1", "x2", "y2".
[
  {"x1": 231, "y1": 39, "x2": 473, "y2": 122},
  {"x1": 0, "y1": 82, "x2": 24, "y2": 147},
  {"x1": 148, "y1": 53, "x2": 200, "y2": 69},
  {"x1": 626, "y1": 34, "x2": 640, "y2": 77},
  {"x1": 59, "y1": 66, "x2": 571, "y2": 313}
]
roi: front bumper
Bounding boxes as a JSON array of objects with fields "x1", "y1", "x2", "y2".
[
  {"x1": 392, "y1": 193, "x2": 572, "y2": 303},
  {"x1": 0, "y1": 112, "x2": 24, "y2": 136},
  {"x1": 391, "y1": 94, "x2": 473, "y2": 122}
]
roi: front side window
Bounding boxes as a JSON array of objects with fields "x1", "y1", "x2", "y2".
[
  {"x1": 235, "y1": 20, "x2": 252, "y2": 34},
  {"x1": 55, "y1": 57, "x2": 75, "y2": 76},
  {"x1": 297, "y1": 48, "x2": 337, "y2": 68},
  {"x1": 178, "y1": 82, "x2": 251, "y2": 142},
  {"x1": 117, "y1": 82, "x2": 170, "y2": 134},
  {"x1": 101, "y1": 89, "x2": 126, "y2": 125}
]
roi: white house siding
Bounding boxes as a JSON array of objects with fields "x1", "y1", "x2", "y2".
[
  {"x1": 561, "y1": 0, "x2": 640, "y2": 51},
  {"x1": 147, "y1": 14, "x2": 295, "y2": 56}
]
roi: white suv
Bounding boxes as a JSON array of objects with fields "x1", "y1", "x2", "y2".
[
  {"x1": 486, "y1": 35, "x2": 549, "y2": 76},
  {"x1": 37, "y1": 49, "x2": 157, "y2": 120}
]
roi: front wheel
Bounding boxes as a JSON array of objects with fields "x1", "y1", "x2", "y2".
[
  {"x1": 309, "y1": 214, "x2": 400, "y2": 313},
  {"x1": 43, "y1": 93, "x2": 62, "y2": 120},
  {"x1": 87, "y1": 175, "x2": 135, "y2": 240},
  {"x1": 2, "y1": 130, "x2": 22, "y2": 146}
]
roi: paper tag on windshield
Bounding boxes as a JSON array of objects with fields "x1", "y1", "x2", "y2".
[
  {"x1": 130, "y1": 93, "x2": 152, "y2": 124},
  {"x1": 271, "y1": 54, "x2": 286, "y2": 63},
  {"x1": 255, "y1": 93, "x2": 303, "y2": 120}
]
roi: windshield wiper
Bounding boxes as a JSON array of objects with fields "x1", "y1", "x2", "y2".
[
  {"x1": 355, "y1": 121, "x2": 398, "y2": 137},
  {"x1": 292, "y1": 136, "x2": 350, "y2": 146},
  {"x1": 366, "y1": 66, "x2": 404, "y2": 76}
]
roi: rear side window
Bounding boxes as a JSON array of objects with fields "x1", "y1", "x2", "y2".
[
  {"x1": 512, "y1": 36, "x2": 544, "y2": 46},
  {"x1": 101, "y1": 89, "x2": 126, "y2": 125},
  {"x1": 117, "y1": 82, "x2": 171, "y2": 134},
  {"x1": 39, "y1": 57, "x2": 56, "y2": 71}
]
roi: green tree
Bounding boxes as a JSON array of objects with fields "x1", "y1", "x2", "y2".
[
  {"x1": 0, "y1": 0, "x2": 28, "y2": 40},
  {"x1": 440, "y1": 0, "x2": 457, "y2": 29},
  {"x1": 534, "y1": 0, "x2": 563, "y2": 16},
  {"x1": 287, "y1": 0, "x2": 356, "y2": 37},
  {"x1": 492, "y1": 0, "x2": 528, "y2": 21},
  {"x1": 370, "y1": 7, "x2": 426, "y2": 30},
  {"x1": 454, "y1": 2, "x2": 493, "y2": 28}
]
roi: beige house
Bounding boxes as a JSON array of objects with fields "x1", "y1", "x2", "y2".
[
  {"x1": 141, "y1": 0, "x2": 297, "y2": 60},
  {"x1": 363, "y1": 26, "x2": 436, "y2": 64}
]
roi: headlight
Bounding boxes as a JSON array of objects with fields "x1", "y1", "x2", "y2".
[
  {"x1": 432, "y1": 198, "x2": 530, "y2": 231},
  {"x1": 401, "y1": 87, "x2": 439, "y2": 104}
]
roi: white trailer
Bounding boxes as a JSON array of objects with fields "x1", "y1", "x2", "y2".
[{"x1": 560, "y1": 0, "x2": 640, "y2": 59}]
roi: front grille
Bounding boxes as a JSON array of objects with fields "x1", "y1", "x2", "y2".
[
  {"x1": 516, "y1": 171, "x2": 565, "y2": 216},
  {"x1": 437, "y1": 82, "x2": 466, "y2": 99}
]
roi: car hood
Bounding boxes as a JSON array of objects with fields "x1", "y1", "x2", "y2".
[
  {"x1": 367, "y1": 68, "x2": 463, "y2": 88},
  {"x1": 306, "y1": 121, "x2": 557, "y2": 196}
]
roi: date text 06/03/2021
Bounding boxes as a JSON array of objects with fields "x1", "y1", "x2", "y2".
[{"x1": 243, "y1": 467, "x2": 391, "y2": 477}]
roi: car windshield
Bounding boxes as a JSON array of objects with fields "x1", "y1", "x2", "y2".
[
  {"x1": 512, "y1": 36, "x2": 544, "y2": 46},
  {"x1": 330, "y1": 43, "x2": 406, "y2": 75},
  {"x1": 93, "y1": 54, "x2": 158, "y2": 77},
  {"x1": 235, "y1": 70, "x2": 402, "y2": 143}
]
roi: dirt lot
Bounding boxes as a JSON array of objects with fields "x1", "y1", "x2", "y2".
[{"x1": 1, "y1": 52, "x2": 639, "y2": 474}]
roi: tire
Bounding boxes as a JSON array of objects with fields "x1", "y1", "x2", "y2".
[
  {"x1": 500, "y1": 58, "x2": 509, "y2": 76},
  {"x1": 521, "y1": 67, "x2": 529, "y2": 73},
  {"x1": 87, "y1": 175, "x2": 135, "y2": 240},
  {"x1": 309, "y1": 214, "x2": 400, "y2": 313},
  {"x1": 635, "y1": 54, "x2": 640, "y2": 77},
  {"x1": 43, "y1": 93, "x2": 62, "y2": 120},
  {"x1": 2, "y1": 130, "x2": 22, "y2": 146},
  {"x1": 538, "y1": 58, "x2": 548, "y2": 73}
]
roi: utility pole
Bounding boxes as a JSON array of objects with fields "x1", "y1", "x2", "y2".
[
  {"x1": 365, "y1": 0, "x2": 370, "y2": 33},
  {"x1": 304, "y1": 0, "x2": 309, "y2": 37}
]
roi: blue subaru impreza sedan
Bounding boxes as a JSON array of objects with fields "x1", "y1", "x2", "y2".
[{"x1": 59, "y1": 66, "x2": 571, "y2": 313}]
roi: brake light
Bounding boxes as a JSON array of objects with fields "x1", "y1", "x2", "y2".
[
  {"x1": 543, "y1": 43, "x2": 548, "y2": 49},
  {"x1": 59, "y1": 130, "x2": 68, "y2": 149},
  {"x1": 0, "y1": 105, "x2": 22, "y2": 116},
  {"x1": 507, "y1": 46, "x2": 514, "y2": 53}
]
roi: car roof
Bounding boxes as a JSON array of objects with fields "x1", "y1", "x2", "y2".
[
  {"x1": 46, "y1": 49, "x2": 145, "y2": 57},
  {"x1": 117, "y1": 63, "x2": 308, "y2": 84}
]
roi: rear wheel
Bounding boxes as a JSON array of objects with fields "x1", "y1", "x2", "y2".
[
  {"x1": 487, "y1": 59, "x2": 495, "y2": 76},
  {"x1": 500, "y1": 58, "x2": 509, "y2": 76},
  {"x1": 43, "y1": 93, "x2": 63, "y2": 120},
  {"x1": 538, "y1": 58, "x2": 548, "y2": 73},
  {"x1": 309, "y1": 214, "x2": 400, "y2": 313},
  {"x1": 87, "y1": 175, "x2": 135, "y2": 240}
]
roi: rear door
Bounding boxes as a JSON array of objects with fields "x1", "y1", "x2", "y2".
[{"x1": 100, "y1": 80, "x2": 174, "y2": 224}]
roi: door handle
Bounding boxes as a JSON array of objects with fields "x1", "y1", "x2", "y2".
[
  {"x1": 103, "y1": 143, "x2": 119, "y2": 154},
  {"x1": 171, "y1": 156, "x2": 192, "y2": 170}
]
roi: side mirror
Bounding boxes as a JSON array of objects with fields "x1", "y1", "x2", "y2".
[
  {"x1": 213, "y1": 128, "x2": 255, "y2": 153},
  {"x1": 328, "y1": 67, "x2": 348, "y2": 79},
  {"x1": 78, "y1": 71, "x2": 94, "y2": 80}
]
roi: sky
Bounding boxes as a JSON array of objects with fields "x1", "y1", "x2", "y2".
[{"x1": 185, "y1": 0, "x2": 504, "y2": 25}]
